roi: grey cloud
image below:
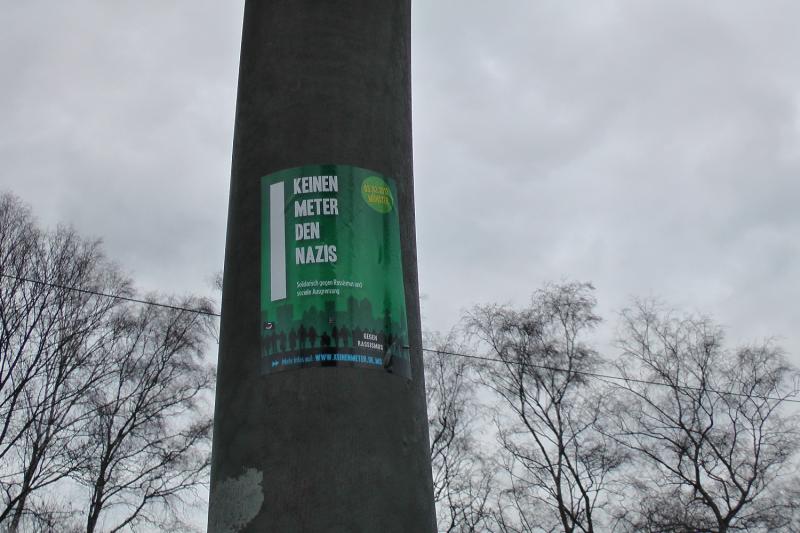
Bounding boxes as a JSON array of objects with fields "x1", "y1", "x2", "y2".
[
  {"x1": 412, "y1": 1, "x2": 800, "y2": 360},
  {"x1": 1, "y1": 1, "x2": 244, "y2": 296},
  {"x1": 1, "y1": 1, "x2": 798, "y2": 362}
]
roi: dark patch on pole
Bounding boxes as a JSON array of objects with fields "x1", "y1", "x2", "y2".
[{"x1": 208, "y1": 1, "x2": 436, "y2": 531}]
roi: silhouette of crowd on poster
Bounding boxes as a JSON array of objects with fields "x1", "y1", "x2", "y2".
[{"x1": 261, "y1": 296, "x2": 408, "y2": 374}]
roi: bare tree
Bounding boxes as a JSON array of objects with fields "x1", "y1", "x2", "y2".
[
  {"x1": 0, "y1": 194, "x2": 131, "y2": 531},
  {"x1": 609, "y1": 301, "x2": 800, "y2": 533},
  {"x1": 425, "y1": 331, "x2": 494, "y2": 532},
  {"x1": 7, "y1": 496, "x2": 84, "y2": 533},
  {"x1": 465, "y1": 282, "x2": 625, "y2": 533},
  {"x1": 0, "y1": 193, "x2": 216, "y2": 532},
  {"x1": 77, "y1": 298, "x2": 215, "y2": 533}
]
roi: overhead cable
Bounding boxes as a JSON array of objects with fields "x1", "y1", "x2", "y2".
[{"x1": 3, "y1": 272, "x2": 798, "y2": 404}]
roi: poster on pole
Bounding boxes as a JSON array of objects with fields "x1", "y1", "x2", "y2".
[{"x1": 260, "y1": 164, "x2": 411, "y2": 378}]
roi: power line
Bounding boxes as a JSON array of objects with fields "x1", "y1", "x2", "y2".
[
  {"x1": 422, "y1": 348, "x2": 800, "y2": 404},
  {"x1": 0, "y1": 273, "x2": 219, "y2": 317},
  {"x1": 3, "y1": 272, "x2": 799, "y2": 404}
]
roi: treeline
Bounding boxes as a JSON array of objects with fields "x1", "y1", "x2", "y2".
[
  {"x1": 4, "y1": 192, "x2": 800, "y2": 533},
  {"x1": 0, "y1": 194, "x2": 215, "y2": 532},
  {"x1": 425, "y1": 282, "x2": 800, "y2": 533}
]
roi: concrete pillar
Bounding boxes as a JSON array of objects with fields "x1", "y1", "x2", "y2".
[{"x1": 208, "y1": 1, "x2": 436, "y2": 531}]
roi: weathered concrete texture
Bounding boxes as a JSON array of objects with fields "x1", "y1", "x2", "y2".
[{"x1": 208, "y1": 1, "x2": 436, "y2": 532}]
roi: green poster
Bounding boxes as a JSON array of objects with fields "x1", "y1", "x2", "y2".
[{"x1": 260, "y1": 164, "x2": 410, "y2": 378}]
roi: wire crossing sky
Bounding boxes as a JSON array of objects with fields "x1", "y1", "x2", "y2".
[{"x1": 4, "y1": 272, "x2": 798, "y2": 405}]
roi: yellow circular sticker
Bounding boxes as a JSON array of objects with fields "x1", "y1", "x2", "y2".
[{"x1": 361, "y1": 176, "x2": 394, "y2": 213}]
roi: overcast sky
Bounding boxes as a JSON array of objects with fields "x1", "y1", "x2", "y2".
[{"x1": 2, "y1": 1, "x2": 799, "y2": 365}]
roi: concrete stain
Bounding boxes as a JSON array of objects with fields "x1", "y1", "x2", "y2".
[{"x1": 207, "y1": 468, "x2": 264, "y2": 533}]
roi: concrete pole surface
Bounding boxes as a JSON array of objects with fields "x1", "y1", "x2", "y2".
[{"x1": 207, "y1": 1, "x2": 436, "y2": 532}]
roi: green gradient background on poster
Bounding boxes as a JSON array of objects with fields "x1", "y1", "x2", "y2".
[{"x1": 260, "y1": 164, "x2": 410, "y2": 377}]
